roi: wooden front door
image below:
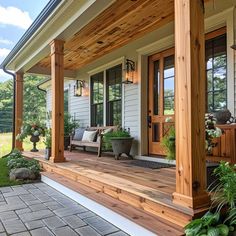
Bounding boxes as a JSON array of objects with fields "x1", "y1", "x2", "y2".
[{"x1": 148, "y1": 49, "x2": 175, "y2": 156}]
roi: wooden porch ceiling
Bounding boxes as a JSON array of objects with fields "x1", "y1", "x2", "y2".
[{"x1": 36, "y1": 0, "x2": 210, "y2": 72}]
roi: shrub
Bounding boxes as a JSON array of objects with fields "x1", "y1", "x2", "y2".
[
  {"x1": 7, "y1": 149, "x2": 22, "y2": 159},
  {"x1": 161, "y1": 126, "x2": 175, "y2": 160}
]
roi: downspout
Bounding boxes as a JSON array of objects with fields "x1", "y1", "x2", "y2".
[{"x1": 2, "y1": 67, "x2": 16, "y2": 156}]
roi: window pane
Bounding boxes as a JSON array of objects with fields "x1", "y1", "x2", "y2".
[
  {"x1": 164, "y1": 55, "x2": 175, "y2": 115},
  {"x1": 205, "y1": 33, "x2": 227, "y2": 112},
  {"x1": 106, "y1": 64, "x2": 122, "y2": 126},
  {"x1": 153, "y1": 60, "x2": 160, "y2": 115},
  {"x1": 91, "y1": 72, "x2": 104, "y2": 126}
]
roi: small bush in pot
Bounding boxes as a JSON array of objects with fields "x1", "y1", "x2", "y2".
[
  {"x1": 64, "y1": 113, "x2": 79, "y2": 150},
  {"x1": 43, "y1": 128, "x2": 51, "y2": 160},
  {"x1": 104, "y1": 127, "x2": 133, "y2": 160}
]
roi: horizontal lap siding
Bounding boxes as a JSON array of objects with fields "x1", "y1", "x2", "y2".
[{"x1": 123, "y1": 83, "x2": 139, "y2": 155}]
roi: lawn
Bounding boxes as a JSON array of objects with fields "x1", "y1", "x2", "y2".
[{"x1": 0, "y1": 133, "x2": 45, "y2": 157}]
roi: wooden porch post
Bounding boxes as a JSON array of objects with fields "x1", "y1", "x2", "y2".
[
  {"x1": 15, "y1": 72, "x2": 24, "y2": 151},
  {"x1": 173, "y1": 0, "x2": 210, "y2": 209},
  {"x1": 50, "y1": 39, "x2": 65, "y2": 163}
]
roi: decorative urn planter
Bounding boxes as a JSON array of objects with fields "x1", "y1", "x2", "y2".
[
  {"x1": 110, "y1": 137, "x2": 134, "y2": 160},
  {"x1": 30, "y1": 135, "x2": 40, "y2": 152},
  {"x1": 214, "y1": 109, "x2": 232, "y2": 124}
]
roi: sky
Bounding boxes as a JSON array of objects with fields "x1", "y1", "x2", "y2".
[{"x1": 0, "y1": 0, "x2": 50, "y2": 82}]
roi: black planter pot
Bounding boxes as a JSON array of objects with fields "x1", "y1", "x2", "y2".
[
  {"x1": 206, "y1": 162, "x2": 219, "y2": 190},
  {"x1": 45, "y1": 148, "x2": 51, "y2": 160},
  {"x1": 110, "y1": 137, "x2": 134, "y2": 160},
  {"x1": 30, "y1": 135, "x2": 40, "y2": 152},
  {"x1": 64, "y1": 136, "x2": 70, "y2": 150}
]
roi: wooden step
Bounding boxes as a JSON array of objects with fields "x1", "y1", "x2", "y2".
[
  {"x1": 42, "y1": 171, "x2": 184, "y2": 236},
  {"x1": 37, "y1": 158, "x2": 195, "y2": 227}
]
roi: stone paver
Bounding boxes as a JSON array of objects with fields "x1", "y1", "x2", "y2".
[{"x1": 0, "y1": 183, "x2": 128, "y2": 236}]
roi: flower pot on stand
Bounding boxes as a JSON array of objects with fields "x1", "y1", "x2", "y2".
[{"x1": 30, "y1": 135, "x2": 40, "y2": 152}]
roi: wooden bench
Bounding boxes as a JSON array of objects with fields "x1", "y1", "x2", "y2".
[{"x1": 69, "y1": 126, "x2": 117, "y2": 157}]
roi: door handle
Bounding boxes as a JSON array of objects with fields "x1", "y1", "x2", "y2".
[{"x1": 147, "y1": 116, "x2": 152, "y2": 128}]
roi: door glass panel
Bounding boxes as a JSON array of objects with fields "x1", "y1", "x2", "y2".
[
  {"x1": 164, "y1": 55, "x2": 175, "y2": 115},
  {"x1": 153, "y1": 60, "x2": 160, "y2": 115},
  {"x1": 152, "y1": 123, "x2": 160, "y2": 142}
]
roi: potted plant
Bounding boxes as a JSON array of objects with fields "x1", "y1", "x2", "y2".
[
  {"x1": 16, "y1": 121, "x2": 45, "y2": 152},
  {"x1": 104, "y1": 127, "x2": 133, "y2": 160},
  {"x1": 43, "y1": 128, "x2": 51, "y2": 160},
  {"x1": 64, "y1": 113, "x2": 79, "y2": 150},
  {"x1": 161, "y1": 125, "x2": 175, "y2": 160},
  {"x1": 185, "y1": 162, "x2": 236, "y2": 236}
]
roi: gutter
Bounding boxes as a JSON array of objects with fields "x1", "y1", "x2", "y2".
[{"x1": 0, "y1": 0, "x2": 62, "y2": 69}]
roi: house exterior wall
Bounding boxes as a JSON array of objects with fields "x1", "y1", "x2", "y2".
[{"x1": 44, "y1": 6, "x2": 236, "y2": 157}]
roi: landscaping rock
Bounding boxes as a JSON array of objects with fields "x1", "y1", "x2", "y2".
[{"x1": 9, "y1": 168, "x2": 36, "y2": 181}]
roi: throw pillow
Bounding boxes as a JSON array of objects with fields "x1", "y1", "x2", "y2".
[
  {"x1": 73, "y1": 128, "x2": 85, "y2": 141},
  {"x1": 82, "y1": 130, "x2": 97, "y2": 142}
]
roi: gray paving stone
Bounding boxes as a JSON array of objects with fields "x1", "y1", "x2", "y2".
[
  {"x1": 0, "y1": 203, "x2": 26, "y2": 213},
  {"x1": 35, "y1": 194, "x2": 53, "y2": 203},
  {"x1": 43, "y1": 215, "x2": 66, "y2": 229},
  {"x1": 29, "y1": 203, "x2": 48, "y2": 211},
  {"x1": 11, "y1": 232, "x2": 31, "y2": 236},
  {"x1": 0, "y1": 211, "x2": 18, "y2": 221},
  {"x1": 0, "y1": 222, "x2": 4, "y2": 233},
  {"x1": 19, "y1": 209, "x2": 54, "y2": 222},
  {"x1": 16, "y1": 208, "x2": 32, "y2": 214},
  {"x1": 43, "y1": 201, "x2": 63, "y2": 210},
  {"x1": 2, "y1": 219, "x2": 27, "y2": 234},
  {"x1": 108, "y1": 232, "x2": 129, "y2": 236},
  {"x1": 25, "y1": 220, "x2": 45, "y2": 230},
  {"x1": 0, "y1": 187, "x2": 12, "y2": 193},
  {"x1": 78, "y1": 211, "x2": 95, "y2": 219},
  {"x1": 5, "y1": 196, "x2": 24, "y2": 205},
  {"x1": 75, "y1": 225, "x2": 101, "y2": 236},
  {"x1": 24, "y1": 199, "x2": 42, "y2": 206},
  {"x1": 0, "y1": 233, "x2": 7, "y2": 236},
  {"x1": 22, "y1": 184, "x2": 37, "y2": 190},
  {"x1": 30, "y1": 227, "x2": 54, "y2": 236},
  {"x1": 63, "y1": 215, "x2": 87, "y2": 228},
  {"x1": 52, "y1": 226, "x2": 78, "y2": 236},
  {"x1": 19, "y1": 194, "x2": 37, "y2": 201},
  {"x1": 84, "y1": 216, "x2": 119, "y2": 235},
  {"x1": 54, "y1": 206, "x2": 87, "y2": 217}
]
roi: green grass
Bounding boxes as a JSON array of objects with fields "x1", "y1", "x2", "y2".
[
  {"x1": 0, "y1": 158, "x2": 24, "y2": 187},
  {"x1": 0, "y1": 133, "x2": 45, "y2": 157}
]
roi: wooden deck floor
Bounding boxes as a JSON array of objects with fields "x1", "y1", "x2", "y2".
[{"x1": 23, "y1": 150, "x2": 192, "y2": 235}]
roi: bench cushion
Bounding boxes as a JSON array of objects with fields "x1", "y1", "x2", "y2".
[
  {"x1": 73, "y1": 128, "x2": 86, "y2": 141},
  {"x1": 82, "y1": 130, "x2": 97, "y2": 142}
]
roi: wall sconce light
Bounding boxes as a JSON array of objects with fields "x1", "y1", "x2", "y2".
[
  {"x1": 122, "y1": 59, "x2": 135, "y2": 84},
  {"x1": 74, "y1": 80, "x2": 84, "y2": 97}
]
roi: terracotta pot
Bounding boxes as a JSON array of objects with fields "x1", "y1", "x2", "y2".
[{"x1": 110, "y1": 137, "x2": 133, "y2": 160}]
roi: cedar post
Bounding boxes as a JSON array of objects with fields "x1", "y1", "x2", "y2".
[
  {"x1": 15, "y1": 72, "x2": 24, "y2": 151},
  {"x1": 173, "y1": 0, "x2": 210, "y2": 209},
  {"x1": 50, "y1": 39, "x2": 65, "y2": 163}
]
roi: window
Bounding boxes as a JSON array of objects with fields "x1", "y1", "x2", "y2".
[
  {"x1": 90, "y1": 64, "x2": 122, "y2": 126},
  {"x1": 205, "y1": 30, "x2": 227, "y2": 112},
  {"x1": 64, "y1": 90, "x2": 69, "y2": 113},
  {"x1": 91, "y1": 72, "x2": 104, "y2": 126},
  {"x1": 106, "y1": 65, "x2": 122, "y2": 126}
]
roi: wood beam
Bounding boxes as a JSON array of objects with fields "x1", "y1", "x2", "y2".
[
  {"x1": 50, "y1": 39, "x2": 65, "y2": 163},
  {"x1": 173, "y1": 0, "x2": 210, "y2": 209},
  {"x1": 15, "y1": 72, "x2": 24, "y2": 151}
]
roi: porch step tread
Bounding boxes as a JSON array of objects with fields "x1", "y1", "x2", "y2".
[
  {"x1": 42, "y1": 171, "x2": 184, "y2": 236},
  {"x1": 38, "y1": 158, "x2": 194, "y2": 227}
]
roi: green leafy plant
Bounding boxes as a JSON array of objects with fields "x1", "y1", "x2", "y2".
[
  {"x1": 7, "y1": 150, "x2": 41, "y2": 176},
  {"x1": 161, "y1": 126, "x2": 175, "y2": 160},
  {"x1": 185, "y1": 162, "x2": 236, "y2": 236},
  {"x1": 64, "y1": 113, "x2": 79, "y2": 136},
  {"x1": 43, "y1": 128, "x2": 51, "y2": 148}
]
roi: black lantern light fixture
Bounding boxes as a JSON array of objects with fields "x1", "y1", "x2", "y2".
[
  {"x1": 122, "y1": 59, "x2": 135, "y2": 84},
  {"x1": 74, "y1": 80, "x2": 84, "y2": 97}
]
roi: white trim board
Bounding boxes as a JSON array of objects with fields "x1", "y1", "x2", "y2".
[
  {"x1": 41, "y1": 175, "x2": 156, "y2": 236},
  {"x1": 134, "y1": 155, "x2": 176, "y2": 165}
]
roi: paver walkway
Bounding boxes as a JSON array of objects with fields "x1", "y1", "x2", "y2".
[{"x1": 0, "y1": 183, "x2": 129, "y2": 236}]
